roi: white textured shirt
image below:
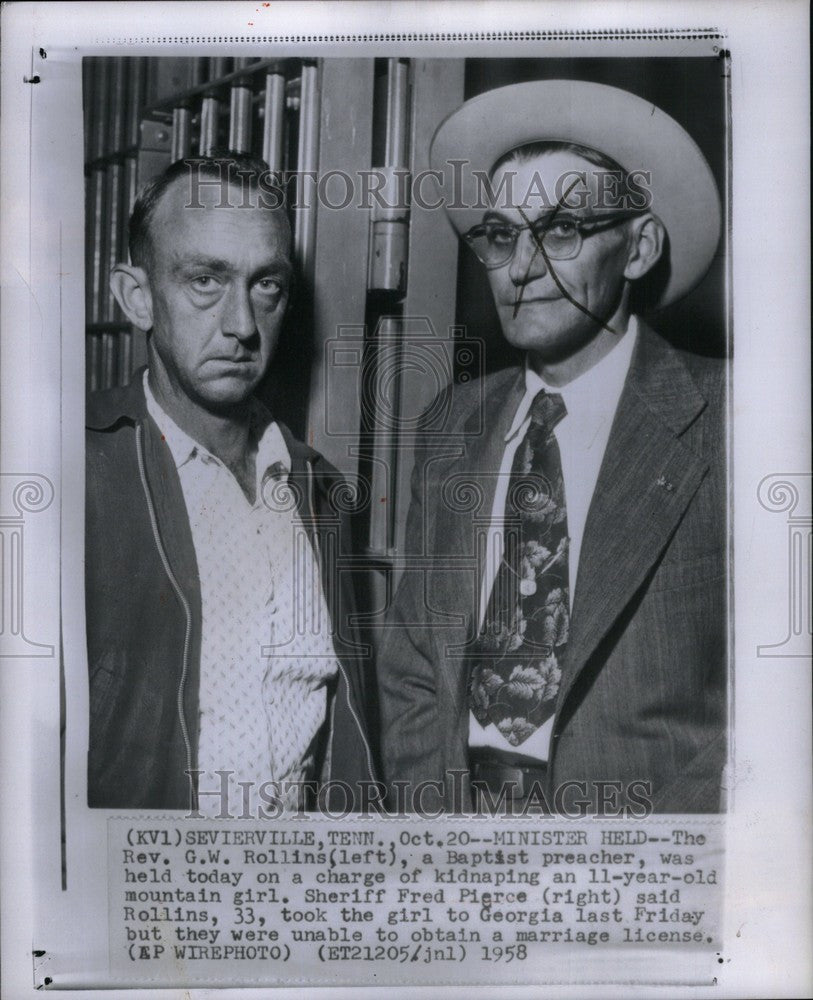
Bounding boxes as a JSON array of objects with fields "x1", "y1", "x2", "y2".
[
  {"x1": 144, "y1": 373, "x2": 338, "y2": 815},
  {"x1": 469, "y1": 318, "x2": 638, "y2": 760}
]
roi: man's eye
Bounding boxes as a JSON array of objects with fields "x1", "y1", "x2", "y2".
[
  {"x1": 257, "y1": 278, "x2": 282, "y2": 295},
  {"x1": 191, "y1": 275, "x2": 218, "y2": 290},
  {"x1": 540, "y1": 219, "x2": 577, "y2": 238},
  {"x1": 485, "y1": 225, "x2": 516, "y2": 245}
]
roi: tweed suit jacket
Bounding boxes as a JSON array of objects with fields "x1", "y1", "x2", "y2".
[{"x1": 377, "y1": 322, "x2": 727, "y2": 814}]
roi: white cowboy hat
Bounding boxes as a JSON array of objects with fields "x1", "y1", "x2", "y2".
[{"x1": 429, "y1": 79, "x2": 722, "y2": 308}]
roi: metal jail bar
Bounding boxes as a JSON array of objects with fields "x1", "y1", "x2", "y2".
[
  {"x1": 84, "y1": 56, "x2": 151, "y2": 392},
  {"x1": 263, "y1": 71, "x2": 286, "y2": 172},
  {"x1": 366, "y1": 58, "x2": 412, "y2": 558}
]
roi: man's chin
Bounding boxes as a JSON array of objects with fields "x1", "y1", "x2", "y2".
[
  {"x1": 499, "y1": 309, "x2": 611, "y2": 363},
  {"x1": 197, "y1": 371, "x2": 263, "y2": 411},
  {"x1": 501, "y1": 324, "x2": 587, "y2": 361}
]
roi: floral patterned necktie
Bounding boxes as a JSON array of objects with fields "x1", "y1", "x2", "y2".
[{"x1": 469, "y1": 389, "x2": 569, "y2": 747}]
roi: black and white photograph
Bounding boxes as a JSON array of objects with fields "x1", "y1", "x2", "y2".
[
  {"x1": 83, "y1": 52, "x2": 728, "y2": 818},
  {"x1": 0, "y1": 2, "x2": 810, "y2": 998}
]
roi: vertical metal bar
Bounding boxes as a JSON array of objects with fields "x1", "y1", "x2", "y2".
[
  {"x1": 124, "y1": 59, "x2": 149, "y2": 381},
  {"x1": 87, "y1": 333, "x2": 102, "y2": 394},
  {"x1": 294, "y1": 62, "x2": 320, "y2": 277},
  {"x1": 199, "y1": 96, "x2": 220, "y2": 156},
  {"x1": 368, "y1": 59, "x2": 411, "y2": 294},
  {"x1": 118, "y1": 330, "x2": 133, "y2": 386},
  {"x1": 91, "y1": 58, "x2": 111, "y2": 162},
  {"x1": 108, "y1": 58, "x2": 126, "y2": 153},
  {"x1": 145, "y1": 58, "x2": 161, "y2": 110},
  {"x1": 82, "y1": 59, "x2": 94, "y2": 164},
  {"x1": 365, "y1": 58, "x2": 412, "y2": 556},
  {"x1": 85, "y1": 168, "x2": 103, "y2": 393},
  {"x1": 262, "y1": 72, "x2": 286, "y2": 171},
  {"x1": 367, "y1": 317, "x2": 402, "y2": 554},
  {"x1": 126, "y1": 58, "x2": 147, "y2": 149},
  {"x1": 107, "y1": 59, "x2": 129, "y2": 381},
  {"x1": 123, "y1": 154, "x2": 138, "y2": 242},
  {"x1": 171, "y1": 106, "x2": 192, "y2": 160},
  {"x1": 384, "y1": 58, "x2": 409, "y2": 169},
  {"x1": 208, "y1": 57, "x2": 230, "y2": 80},
  {"x1": 191, "y1": 57, "x2": 207, "y2": 88},
  {"x1": 87, "y1": 168, "x2": 106, "y2": 324},
  {"x1": 104, "y1": 162, "x2": 123, "y2": 322},
  {"x1": 228, "y1": 84, "x2": 253, "y2": 153},
  {"x1": 101, "y1": 332, "x2": 117, "y2": 390}
]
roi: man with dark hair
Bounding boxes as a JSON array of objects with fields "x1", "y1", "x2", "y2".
[
  {"x1": 378, "y1": 81, "x2": 727, "y2": 815},
  {"x1": 86, "y1": 154, "x2": 376, "y2": 813}
]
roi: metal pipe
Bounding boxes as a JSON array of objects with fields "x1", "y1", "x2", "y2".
[
  {"x1": 171, "y1": 106, "x2": 192, "y2": 160},
  {"x1": 190, "y1": 57, "x2": 207, "y2": 88},
  {"x1": 108, "y1": 58, "x2": 126, "y2": 153},
  {"x1": 118, "y1": 330, "x2": 133, "y2": 387},
  {"x1": 199, "y1": 96, "x2": 220, "y2": 155},
  {"x1": 228, "y1": 85, "x2": 253, "y2": 153},
  {"x1": 294, "y1": 62, "x2": 319, "y2": 275},
  {"x1": 87, "y1": 168, "x2": 105, "y2": 324},
  {"x1": 91, "y1": 58, "x2": 111, "y2": 162},
  {"x1": 87, "y1": 332, "x2": 102, "y2": 393},
  {"x1": 367, "y1": 317, "x2": 402, "y2": 554},
  {"x1": 384, "y1": 58, "x2": 409, "y2": 168},
  {"x1": 101, "y1": 332, "x2": 117, "y2": 389},
  {"x1": 103, "y1": 163, "x2": 123, "y2": 322},
  {"x1": 262, "y1": 72, "x2": 285, "y2": 171},
  {"x1": 227, "y1": 57, "x2": 254, "y2": 153},
  {"x1": 368, "y1": 59, "x2": 411, "y2": 294},
  {"x1": 208, "y1": 57, "x2": 230, "y2": 80},
  {"x1": 126, "y1": 59, "x2": 147, "y2": 151},
  {"x1": 123, "y1": 154, "x2": 138, "y2": 216}
]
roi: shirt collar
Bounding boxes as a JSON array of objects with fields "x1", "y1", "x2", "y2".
[
  {"x1": 504, "y1": 315, "x2": 639, "y2": 442},
  {"x1": 143, "y1": 370, "x2": 291, "y2": 488}
]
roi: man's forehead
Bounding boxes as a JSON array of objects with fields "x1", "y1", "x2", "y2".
[
  {"x1": 490, "y1": 149, "x2": 625, "y2": 214},
  {"x1": 154, "y1": 174, "x2": 286, "y2": 224}
]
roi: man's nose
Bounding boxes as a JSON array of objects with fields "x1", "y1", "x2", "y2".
[
  {"x1": 508, "y1": 228, "x2": 549, "y2": 285},
  {"x1": 221, "y1": 284, "x2": 256, "y2": 340}
]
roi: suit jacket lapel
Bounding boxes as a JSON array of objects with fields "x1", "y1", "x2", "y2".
[{"x1": 555, "y1": 325, "x2": 711, "y2": 714}]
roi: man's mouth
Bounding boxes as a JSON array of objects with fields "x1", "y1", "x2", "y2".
[{"x1": 500, "y1": 295, "x2": 560, "y2": 307}]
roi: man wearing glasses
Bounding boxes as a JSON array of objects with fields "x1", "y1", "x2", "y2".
[{"x1": 378, "y1": 80, "x2": 726, "y2": 815}]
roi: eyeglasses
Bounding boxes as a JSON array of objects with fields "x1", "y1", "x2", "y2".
[{"x1": 462, "y1": 210, "x2": 644, "y2": 270}]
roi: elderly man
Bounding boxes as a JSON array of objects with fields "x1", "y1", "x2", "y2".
[
  {"x1": 86, "y1": 154, "x2": 375, "y2": 813},
  {"x1": 378, "y1": 80, "x2": 726, "y2": 815}
]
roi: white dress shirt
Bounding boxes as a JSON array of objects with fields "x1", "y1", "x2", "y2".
[
  {"x1": 469, "y1": 318, "x2": 639, "y2": 761},
  {"x1": 144, "y1": 373, "x2": 338, "y2": 815}
]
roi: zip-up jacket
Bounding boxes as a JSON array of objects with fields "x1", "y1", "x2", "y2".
[{"x1": 86, "y1": 371, "x2": 377, "y2": 811}]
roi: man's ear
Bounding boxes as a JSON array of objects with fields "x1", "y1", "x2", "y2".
[
  {"x1": 110, "y1": 263, "x2": 153, "y2": 332},
  {"x1": 624, "y1": 214, "x2": 665, "y2": 283}
]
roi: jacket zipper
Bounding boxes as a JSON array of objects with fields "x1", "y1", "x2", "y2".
[
  {"x1": 305, "y1": 458, "x2": 376, "y2": 785},
  {"x1": 135, "y1": 422, "x2": 197, "y2": 811}
]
